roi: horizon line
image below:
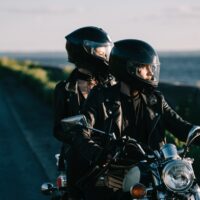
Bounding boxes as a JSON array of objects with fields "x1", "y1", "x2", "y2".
[{"x1": 1, "y1": 49, "x2": 200, "y2": 53}]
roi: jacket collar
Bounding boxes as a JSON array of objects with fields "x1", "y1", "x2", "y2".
[
  {"x1": 120, "y1": 82, "x2": 149, "y2": 105},
  {"x1": 120, "y1": 82, "x2": 131, "y2": 96},
  {"x1": 65, "y1": 81, "x2": 78, "y2": 93}
]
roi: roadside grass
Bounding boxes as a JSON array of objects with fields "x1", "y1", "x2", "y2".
[
  {"x1": 1, "y1": 57, "x2": 200, "y2": 182},
  {"x1": 0, "y1": 57, "x2": 72, "y2": 104}
]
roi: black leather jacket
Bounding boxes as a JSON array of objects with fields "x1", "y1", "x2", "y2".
[
  {"x1": 53, "y1": 69, "x2": 116, "y2": 142},
  {"x1": 73, "y1": 82, "x2": 193, "y2": 163},
  {"x1": 53, "y1": 69, "x2": 87, "y2": 142}
]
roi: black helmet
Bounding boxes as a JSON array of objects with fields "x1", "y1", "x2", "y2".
[
  {"x1": 109, "y1": 39, "x2": 160, "y2": 90},
  {"x1": 65, "y1": 26, "x2": 113, "y2": 75}
]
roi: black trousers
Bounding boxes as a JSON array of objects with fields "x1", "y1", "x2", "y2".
[{"x1": 66, "y1": 146, "x2": 90, "y2": 199}]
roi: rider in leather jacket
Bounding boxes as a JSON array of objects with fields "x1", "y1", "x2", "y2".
[{"x1": 70, "y1": 39, "x2": 197, "y2": 200}]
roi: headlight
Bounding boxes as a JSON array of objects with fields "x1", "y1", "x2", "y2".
[{"x1": 162, "y1": 160, "x2": 195, "y2": 192}]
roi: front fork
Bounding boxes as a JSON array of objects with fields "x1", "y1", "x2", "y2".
[
  {"x1": 150, "y1": 163, "x2": 167, "y2": 200},
  {"x1": 191, "y1": 184, "x2": 200, "y2": 200}
]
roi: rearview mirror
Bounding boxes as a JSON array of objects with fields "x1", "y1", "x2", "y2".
[
  {"x1": 61, "y1": 114, "x2": 106, "y2": 135},
  {"x1": 186, "y1": 126, "x2": 200, "y2": 147},
  {"x1": 61, "y1": 114, "x2": 88, "y2": 132}
]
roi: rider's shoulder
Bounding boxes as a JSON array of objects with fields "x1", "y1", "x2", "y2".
[
  {"x1": 54, "y1": 80, "x2": 67, "y2": 92},
  {"x1": 151, "y1": 89, "x2": 165, "y2": 103},
  {"x1": 91, "y1": 82, "x2": 120, "y2": 95},
  {"x1": 87, "y1": 83, "x2": 120, "y2": 105},
  {"x1": 55, "y1": 80, "x2": 67, "y2": 88},
  {"x1": 55, "y1": 79, "x2": 77, "y2": 93}
]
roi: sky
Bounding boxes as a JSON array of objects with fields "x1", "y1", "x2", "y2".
[{"x1": 0, "y1": 0, "x2": 200, "y2": 52}]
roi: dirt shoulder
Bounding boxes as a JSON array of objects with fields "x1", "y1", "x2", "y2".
[{"x1": 0, "y1": 73, "x2": 60, "y2": 182}]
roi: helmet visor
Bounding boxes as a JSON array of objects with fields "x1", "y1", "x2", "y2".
[
  {"x1": 127, "y1": 63, "x2": 160, "y2": 86},
  {"x1": 83, "y1": 40, "x2": 113, "y2": 63}
]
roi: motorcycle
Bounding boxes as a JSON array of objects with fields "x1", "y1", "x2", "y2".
[{"x1": 42, "y1": 114, "x2": 200, "y2": 200}]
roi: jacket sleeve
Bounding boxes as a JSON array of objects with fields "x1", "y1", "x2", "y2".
[
  {"x1": 72, "y1": 87, "x2": 104, "y2": 163},
  {"x1": 53, "y1": 81, "x2": 70, "y2": 142},
  {"x1": 161, "y1": 95, "x2": 193, "y2": 142}
]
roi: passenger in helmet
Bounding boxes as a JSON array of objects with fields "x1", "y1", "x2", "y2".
[
  {"x1": 53, "y1": 26, "x2": 114, "y2": 200},
  {"x1": 65, "y1": 26, "x2": 114, "y2": 84},
  {"x1": 69, "y1": 39, "x2": 200, "y2": 200}
]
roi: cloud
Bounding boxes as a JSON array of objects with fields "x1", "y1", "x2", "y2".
[
  {"x1": 164, "y1": 4, "x2": 200, "y2": 20},
  {"x1": 126, "y1": 3, "x2": 200, "y2": 23},
  {"x1": 0, "y1": 5, "x2": 84, "y2": 16}
]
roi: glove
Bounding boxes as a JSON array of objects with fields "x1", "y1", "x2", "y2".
[
  {"x1": 71, "y1": 134, "x2": 104, "y2": 164},
  {"x1": 79, "y1": 139, "x2": 118, "y2": 166},
  {"x1": 62, "y1": 125, "x2": 83, "y2": 144},
  {"x1": 96, "y1": 139, "x2": 120, "y2": 165}
]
